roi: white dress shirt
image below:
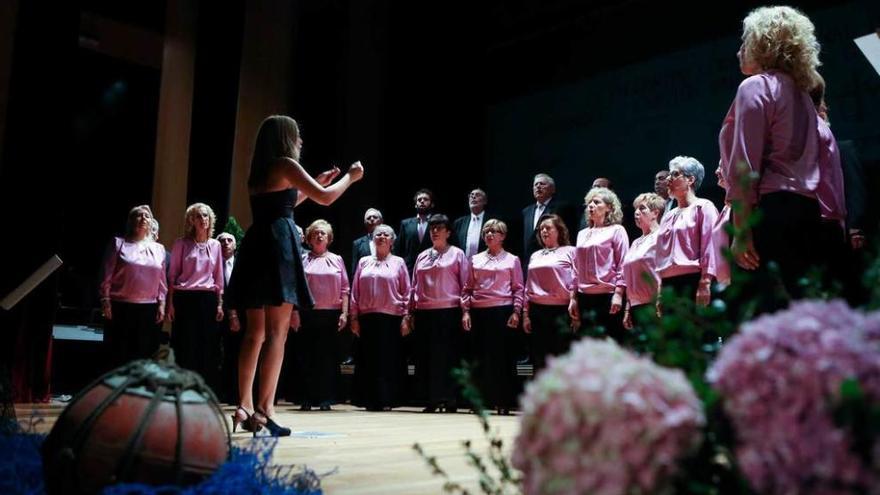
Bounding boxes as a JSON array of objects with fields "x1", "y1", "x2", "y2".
[
  {"x1": 533, "y1": 201, "x2": 548, "y2": 229},
  {"x1": 466, "y1": 211, "x2": 485, "y2": 258},
  {"x1": 223, "y1": 256, "x2": 235, "y2": 286}
]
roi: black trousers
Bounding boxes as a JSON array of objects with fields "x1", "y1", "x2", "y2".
[
  {"x1": 170, "y1": 290, "x2": 222, "y2": 394},
  {"x1": 293, "y1": 309, "x2": 341, "y2": 405},
  {"x1": 354, "y1": 313, "x2": 405, "y2": 409},
  {"x1": 105, "y1": 301, "x2": 162, "y2": 371},
  {"x1": 576, "y1": 292, "x2": 625, "y2": 344},
  {"x1": 413, "y1": 307, "x2": 463, "y2": 405},
  {"x1": 219, "y1": 308, "x2": 245, "y2": 404},
  {"x1": 469, "y1": 305, "x2": 517, "y2": 409},
  {"x1": 528, "y1": 303, "x2": 572, "y2": 373}
]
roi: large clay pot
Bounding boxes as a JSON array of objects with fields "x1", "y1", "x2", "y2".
[{"x1": 42, "y1": 359, "x2": 230, "y2": 494}]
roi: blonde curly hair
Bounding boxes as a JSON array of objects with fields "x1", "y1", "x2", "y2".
[
  {"x1": 584, "y1": 187, "x2": 623, "y2": 227},
  {"x1": 184, "y1": 203, "x2": 216, "y2": 239},
  {"x1": 741, "y1": 6, "x2": 821, "y2": 91}
]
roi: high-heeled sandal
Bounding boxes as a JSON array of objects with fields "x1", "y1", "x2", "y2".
[
  {"x1": 254, "y1": 409, "x2": 292, "y2": 437},
  {"x1": 231, "y1": 406, "x2": 262, "y2": 434}
]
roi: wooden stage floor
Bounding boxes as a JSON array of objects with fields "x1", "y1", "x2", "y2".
[{"x1": 16, "y1": 402, "x2": 522, "y2": 495}]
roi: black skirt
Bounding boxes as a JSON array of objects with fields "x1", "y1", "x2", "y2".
[
  {"x1": 292, "y1": 309, "x2": 341, "y2": 405},
  {"x1": 469, "y1": 305, "x2": 517, "y2": 409},
  {"x1": 170, "y1": 290, "x2": 222, "y2": 394},
  {"x1": 413, "y1": 307, "x2": 463, "y2": 405},
  {"x1": 576, "y1": 292, "x2": 626, "y2": 345},
  {"x1": 354, "y1": 312, "x2": 405, "y2": 409},
  {"x1": 660, "y1": 272, "x2": 702, "y2": 300},
  {"x1": 752, "y1": 191, "x2": 824, "y2": 308},
  {"x1": 226, "y1": 189, "x2": 314, "y2": 310},
  {"x1": 104, "y1": 301, "x2": 162, "y2": 371},
  {"x1": 528, "y1": 303, "x2": 572, "y2": 373}
]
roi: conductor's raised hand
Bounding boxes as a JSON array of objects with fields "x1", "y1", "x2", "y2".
[{"x1": 348, "y1": 161, "x2": 364, "y2": 182}]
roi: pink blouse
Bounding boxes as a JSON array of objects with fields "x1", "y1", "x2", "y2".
[
  {"x1": 712, "y1": 204, "x2": 733, "y2": 286},
  {"x1": 410, "y1": 246, "x2": 470, "y2": 311},
  {"x1": 815, "y1": 118, "x2": 846, "y2": 226},
  {"x1": 574, "y1": 225, "x2": 629, "y2": 295},
  {"x1": 621, "y1": 232, "x2": 660, "y2": 307},
  {"x1": 350, "y1": 255, "x2": 410, "y2": 317},
  {"x1": 655, "y1": 198, "x2": 719, "y2": 280},
  {"x1": 303, "y1": 251, "x2": 350, "y2": 310},
  {"x1": 99, "y1": 237, "x2": 168, "y2": 304},
  {"x1": 168, "y1": 238, "x2": 224, "y2": 293},
  {"x1": 525, "y1": 246, "x2": 576, "y2": 308},
  {"x1": 463, "y1": 250, "x2": 524, "y2": 311},
  {"x1": 719, "y1": 71, "x2": 820, "y2": 206}
]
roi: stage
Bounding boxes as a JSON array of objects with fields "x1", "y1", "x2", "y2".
[{"x1": 16, "y1": 402, "x2": 522, "y2": 494}]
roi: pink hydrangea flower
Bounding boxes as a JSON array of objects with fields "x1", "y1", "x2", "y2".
[
  {"x1": 513, "y1": 338, "x2": 704, "y2": 495},
  {"x1": 708, "y1": 300, "x2": 880, "y2": 495}
]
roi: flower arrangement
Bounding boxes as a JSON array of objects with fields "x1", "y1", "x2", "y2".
[
  {"x1": 708, "y1": 300, "x2": 880, "y2": 494},
  {"x1": 513, "y1": 338, "x2": 705, "y2": 495}
]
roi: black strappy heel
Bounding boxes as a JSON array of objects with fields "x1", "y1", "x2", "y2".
[{"x1": 231, "y1": 406, "x2": 262, "y2": 434}]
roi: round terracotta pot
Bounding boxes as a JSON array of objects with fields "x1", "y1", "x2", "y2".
[{"x1": 42, "y1": 359, "x2": 230, "y2": 494}]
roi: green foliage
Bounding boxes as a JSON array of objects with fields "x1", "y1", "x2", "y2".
[
  {"x1": 221, "y1": 216, "x2": 246, "y2": 247},
  {"x1": 863, "y1": 245, "x2": 880, "y2": 310},
  {"x1": 412, "y1": 362, "x2": 521, "y2": 495},
  {"x1": 833, "y1": 378, "x2": 880, "y2": 470}
]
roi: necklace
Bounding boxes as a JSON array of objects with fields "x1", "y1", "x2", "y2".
[
  {"x1": 541, "y1": 246, "x2": 559, "y2": 255},
  {"x1": 428, "y1": 247, "x2": 449, "y2": 263}
]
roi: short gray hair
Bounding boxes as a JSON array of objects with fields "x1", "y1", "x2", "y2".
[
  {"x1": 533, "y1": 173, "x2": 556, "y2": 189},
  {"x1": 669, "y1": 155, "x2": 706, "y2": 190},
  {"x1": 364, "y1": 208, "x2": 383, "y2": 221},
  {"x1": 372, "y1": 224, "x2": 396, "y2": 242}
]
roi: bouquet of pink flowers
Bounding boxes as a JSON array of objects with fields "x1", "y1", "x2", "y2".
[
  {"x1": 708, "y1": 300, "x2": 880, "y2": 494},
  {"x1": 513, "y1": 338, "x2": 704, "y2": 495}
]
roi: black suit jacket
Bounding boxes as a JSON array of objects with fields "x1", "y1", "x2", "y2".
[
  {"x1": 452, "y1": 212, "x2": 489, "y2": 255},
  {"x1": 351, "y1": 234, "x2": 373, "y2": 278},
  {"x1": 394, "y1": 216, "x2": 432, "y2": 274},
  {"x1": 521, "y1": 197, "x2": 577, "y2": 268}
]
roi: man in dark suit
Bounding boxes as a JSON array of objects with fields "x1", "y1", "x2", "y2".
[
  {"x1": 452, "y1": 188, "x2": 489, "y2": 258},
  {"x1": 521, "y1": 173, "x2": 576, "y2": 270},
  {"x1": 395, "y1": 189, "x2": 434, "y2": 274},
  {"x1": 350, "y1": 207, "x2": 384, "y2": 278},
  {"x1": 217, "y1": 232, "x2": 243, "y2": 403},
  {"x1": 654, "y1": 170, "x2": 675, "y2": 217}
]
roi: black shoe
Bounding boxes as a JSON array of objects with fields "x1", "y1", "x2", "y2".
[
  {"x1": 422, "y1": 405, "x2": 438, "y2": 413},
  {"x1": 231, "y1": 406, "x2": 262, "y2": 434},
  {"x1": 444, "y1": 403, "x2": 458, "y2": 414},
  {"x1": 496, "y1": 407, "x2": 511, "y2": 416},
  {"x1": 254, "y1": 410, "x2": 292, "y2": 437},
  {"x1": 299, "y1": 403, "x2": 312, "y2": 412},
  {"x1": 318, "y1": 402, "x2": 331, "y2": 411}
]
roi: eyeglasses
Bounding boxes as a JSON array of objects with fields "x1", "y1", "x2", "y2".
[{"x1": 668, "y1": 170, "x2": 687, "y2": 179}]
